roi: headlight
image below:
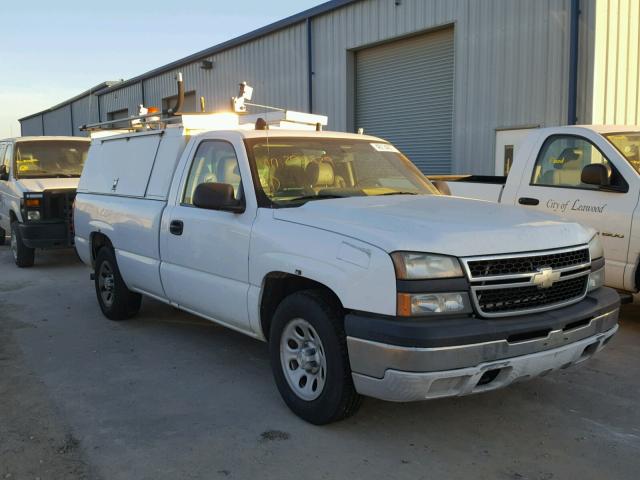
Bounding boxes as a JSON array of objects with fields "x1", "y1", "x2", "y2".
[
  {"x1": 588, "y1": 268, "x2": 605, "y2": 292},
  {"x1": 27, "y1": 210, "x2": 41, "y2": 221},
  {"x1": 589, "y1": 235, "x2": 604, "y2": 260},
  {"x1": 391, "y1": 252, "x2": 463, "y2": 279},
  {"x1": 397, "y1": 292, "x2": 472, "y2": 317}
]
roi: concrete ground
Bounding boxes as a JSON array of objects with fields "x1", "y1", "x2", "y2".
[{"x1": 0, "y1": 246, "x2": 639, "y2": 480}]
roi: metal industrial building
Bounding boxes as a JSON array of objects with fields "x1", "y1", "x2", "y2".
[{"x1": 18, "y1": 0, "x2": 640, "y2": 175}]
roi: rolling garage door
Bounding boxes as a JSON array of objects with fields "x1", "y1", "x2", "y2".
[{"x1": 356, "y1": 28, "x2": 454, "y2": 174}]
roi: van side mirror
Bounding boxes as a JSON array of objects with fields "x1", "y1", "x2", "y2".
[
  {"x1": 581, "y1": 164, "x2": 610, "y2": 187},
  {"x1": 192, "y1": 182, "x2": 245, "y2": 213},
  {"x1": 0, "y1": 165, "x2": 8, "y2": 181}
]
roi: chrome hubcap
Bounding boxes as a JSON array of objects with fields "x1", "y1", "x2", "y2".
[
  {"x1": 98, "y1": 261, "x2": 115, "y2": 308},
  {"x1": 280, "y1": 318, "x2": 327, "y2": 401}
]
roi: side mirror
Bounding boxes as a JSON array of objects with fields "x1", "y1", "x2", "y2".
[
  {"x1": 193, "y1": 182, "x2": 245, "y2": 213},
  {"x1": 0, "y1": 165, "x2": 8, "y2": 181},
  {"x1": 581, "y1": 164, "x2": 611, "y2": 187}
]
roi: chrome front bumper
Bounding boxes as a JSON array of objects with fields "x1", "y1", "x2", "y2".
[{"x1": 348, "y1": 309, "x2": 619, "y2": 402}]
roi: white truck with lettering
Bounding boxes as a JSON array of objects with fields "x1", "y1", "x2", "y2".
[
  {"x1": 74, "y1": 108, "x2": 620, "y2": 424},
  {"x1": 431, "y1": 126, "x2": 640, "y2": 295}
]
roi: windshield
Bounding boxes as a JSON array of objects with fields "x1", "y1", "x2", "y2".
[
  {"x1": 14, "y1": 140, "x2": 89, "y2": 178},
  {"x1": 246, "y1": 138, "x2": 438, "y2": 206},
  {"x1": 604, "y1": 132, "x2": 640, "y2": 174}
]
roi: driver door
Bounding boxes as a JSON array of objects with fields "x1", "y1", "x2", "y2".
[
  {"x1": 515, "y1": 134, "x2": 633, "y2": 289},
  {"x1": 159, "y1": 139, "x2": 256, "y2": 332}
]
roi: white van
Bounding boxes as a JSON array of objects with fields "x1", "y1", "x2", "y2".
[{"x1": 0, "y1": 136, "x2": 90, "y2": 266}]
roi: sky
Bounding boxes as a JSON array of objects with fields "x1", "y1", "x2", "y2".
[{"x1": 0, "y1": 0, "x2": 325, "y2": 138}]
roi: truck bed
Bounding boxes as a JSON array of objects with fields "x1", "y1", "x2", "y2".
[{"x1": 428, "y1": 175, "x2": 506, "y2": 202}]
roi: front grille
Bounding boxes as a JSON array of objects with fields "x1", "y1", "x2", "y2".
[
  {"x1": 476, "y1": 276, "x2": 588, "y2": 315},
  {"x1": 463, "y1": 246, "x2": 591, "y2": 317},
  {"x1": 467, "y1": 248, "x2": 589, "y2": 278}
]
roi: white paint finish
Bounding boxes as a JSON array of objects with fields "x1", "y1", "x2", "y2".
[
  {"x1": 439, "y1": 125, "x2": 640, "y2": 292},
  {"x1": 78, "y1": 133, "x2": 162, "y2": 197},
  {"x1": 494, "y1": 128, "x2": 538, "y2": 175},
  {"x1": 249, "y1": 208, "x2": 398, "y2": 318},
  {"x1": 73, "y1": 193, "x2": 167, "y2": 297},
  {"x1": 445, "y1": 182, "x2": 503, "y2": 202},
  {"x1": 272, "y1": 194, "x2": 592, "y2": 258},
  {"x1": 145, "y1": 128, "x2": 191, "y2": 199}
]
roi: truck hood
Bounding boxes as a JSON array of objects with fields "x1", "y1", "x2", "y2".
[
  {"x1": 15, "y1": 178, "x2": 79, "y2": 193},
  {"x1": 273, "y1": 195, "x2": 592, "y2": 257}
]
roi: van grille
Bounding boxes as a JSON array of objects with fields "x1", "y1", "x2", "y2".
[
  {"x1": 462, "y1": 246, "x2": 591, "y2": 318},
  {"x1": 43, "y1": 190, "x2": 76, "y2": 243}
]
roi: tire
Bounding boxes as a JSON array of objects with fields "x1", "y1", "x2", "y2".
[
  {"x1": 269, "y1": 290, "x2": 362, "y2": 425},
  {"x1": 0, "y1": 226, "x2": 5, "y2": 246},
  {"x1": 94, "y1": 247, "x2": 142, "y2": 321},
  {"x1": 10, "y1": 222, "x2": 35, "y2": 268}
]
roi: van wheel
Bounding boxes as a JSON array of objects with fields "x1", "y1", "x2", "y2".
[
  {"x1": 10, "y1": 222, "x2": 35, "y2": 268},
  {"x1": 269, "y1": 290, "x2": 362, "y2": 425},
  {"x1": 94, "y1": 247, "x2": 142, "y2": 320},
  {"x1": 0, "y1": 226, "x2": 6, "y2": 246}
]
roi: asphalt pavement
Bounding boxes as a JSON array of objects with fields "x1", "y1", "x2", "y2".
[{"x1": 1, "y1": 246, "x2": 639, "y2": 480}]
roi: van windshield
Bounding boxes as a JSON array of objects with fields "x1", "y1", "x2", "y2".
[
  {"x1": 604, "y1": 132, "x2": 640, "y2": 174},
  {"x1": 14, "y1": 140, "x2": 89, "y2": 179},
  {"x1": 246, "y1": 137, "x2": 438, "y2": 206}
]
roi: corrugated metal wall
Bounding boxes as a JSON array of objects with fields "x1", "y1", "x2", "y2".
[
  {"x1": 591, "y1": 0, "x2": 640, "y2": 125},
  {"x1": 312, "y1": 0, "x2": 573, "y2": 174},
  {"x1": 42, "y1": 106, "x2": 72, "y2": 136},
  {"x1": 21, "y1": 0, "x2": 617, "y2": 175},
  {"x1": 71, "y1": 94, "x2": 100, "y2": 137},
  {"x1": 123, "y1": 23, "x2": 308, "y2": 118},
  {"x1": 98, "y1": 83, "x2": 144, "y2": 121},
  {"x1": 20, "y1": 116, "x2": 43, "y2": 136}
]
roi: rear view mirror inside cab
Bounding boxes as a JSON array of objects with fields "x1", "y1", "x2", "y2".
[{"x1": 193, "y1": 182, "x2": 245, "y2": 213}]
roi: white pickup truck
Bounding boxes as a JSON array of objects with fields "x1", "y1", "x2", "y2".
[
  {"x1": 74, "y1": 113, "x2": 619, "y2": 424},
  {"x1": 431, "y1": 126, "x2": 640, "y2": 294}
]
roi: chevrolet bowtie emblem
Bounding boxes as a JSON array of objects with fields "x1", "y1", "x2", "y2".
[{"x1": 532, "y1": 267, "x2": 561, "y2": 289}]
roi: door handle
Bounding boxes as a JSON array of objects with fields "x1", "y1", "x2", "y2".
[
  {"x1": 169, "y1": 220, "x2": 184, "y2": 236},
  {"x1": 518, "y1": 197, "x2": 540, "y2": 206}
]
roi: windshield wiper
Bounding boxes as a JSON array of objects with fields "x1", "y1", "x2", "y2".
[{"x1": 288, "y1": 193, "x2": 348, "y2": 203}]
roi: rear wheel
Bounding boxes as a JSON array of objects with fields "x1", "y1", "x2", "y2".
[
  {"x1": 10, "y1": 222, "x2": 35, "y2": 268},
  {"x1": 269, "y1": 290, "x2": 362, "y2": 424},
  {"x1": 94, "y1": 247, "x2": 142, "y2": 320}
]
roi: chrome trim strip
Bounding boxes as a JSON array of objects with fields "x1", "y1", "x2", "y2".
[
  {"x1": 468, "y1": 263, "x2": 591, "y2": 285},
  {"x1": 471, "y1": 269, "x2": 590, "y2": 291},
  {"x1": 461, "y1": 244, "x2": 590, "y2": 281}
]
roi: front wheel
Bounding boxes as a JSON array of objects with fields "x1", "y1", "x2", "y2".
[
  {"x1": 10, "y1": 222, "x2": 35, "y2": 268},
  {"x1": 94, "y1": 247, "x2": 142, "y2": 320},
  {"x1": 269, "y1": 290, "x2": 362, "y2": 424}
]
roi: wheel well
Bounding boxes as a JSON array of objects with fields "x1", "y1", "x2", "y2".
[
  {"x1": 260, "y1": 272, "x2": 342, "y2": 340},
  {"x1": 90, "y1": 232, "x2": 113, "y2": 266}
]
